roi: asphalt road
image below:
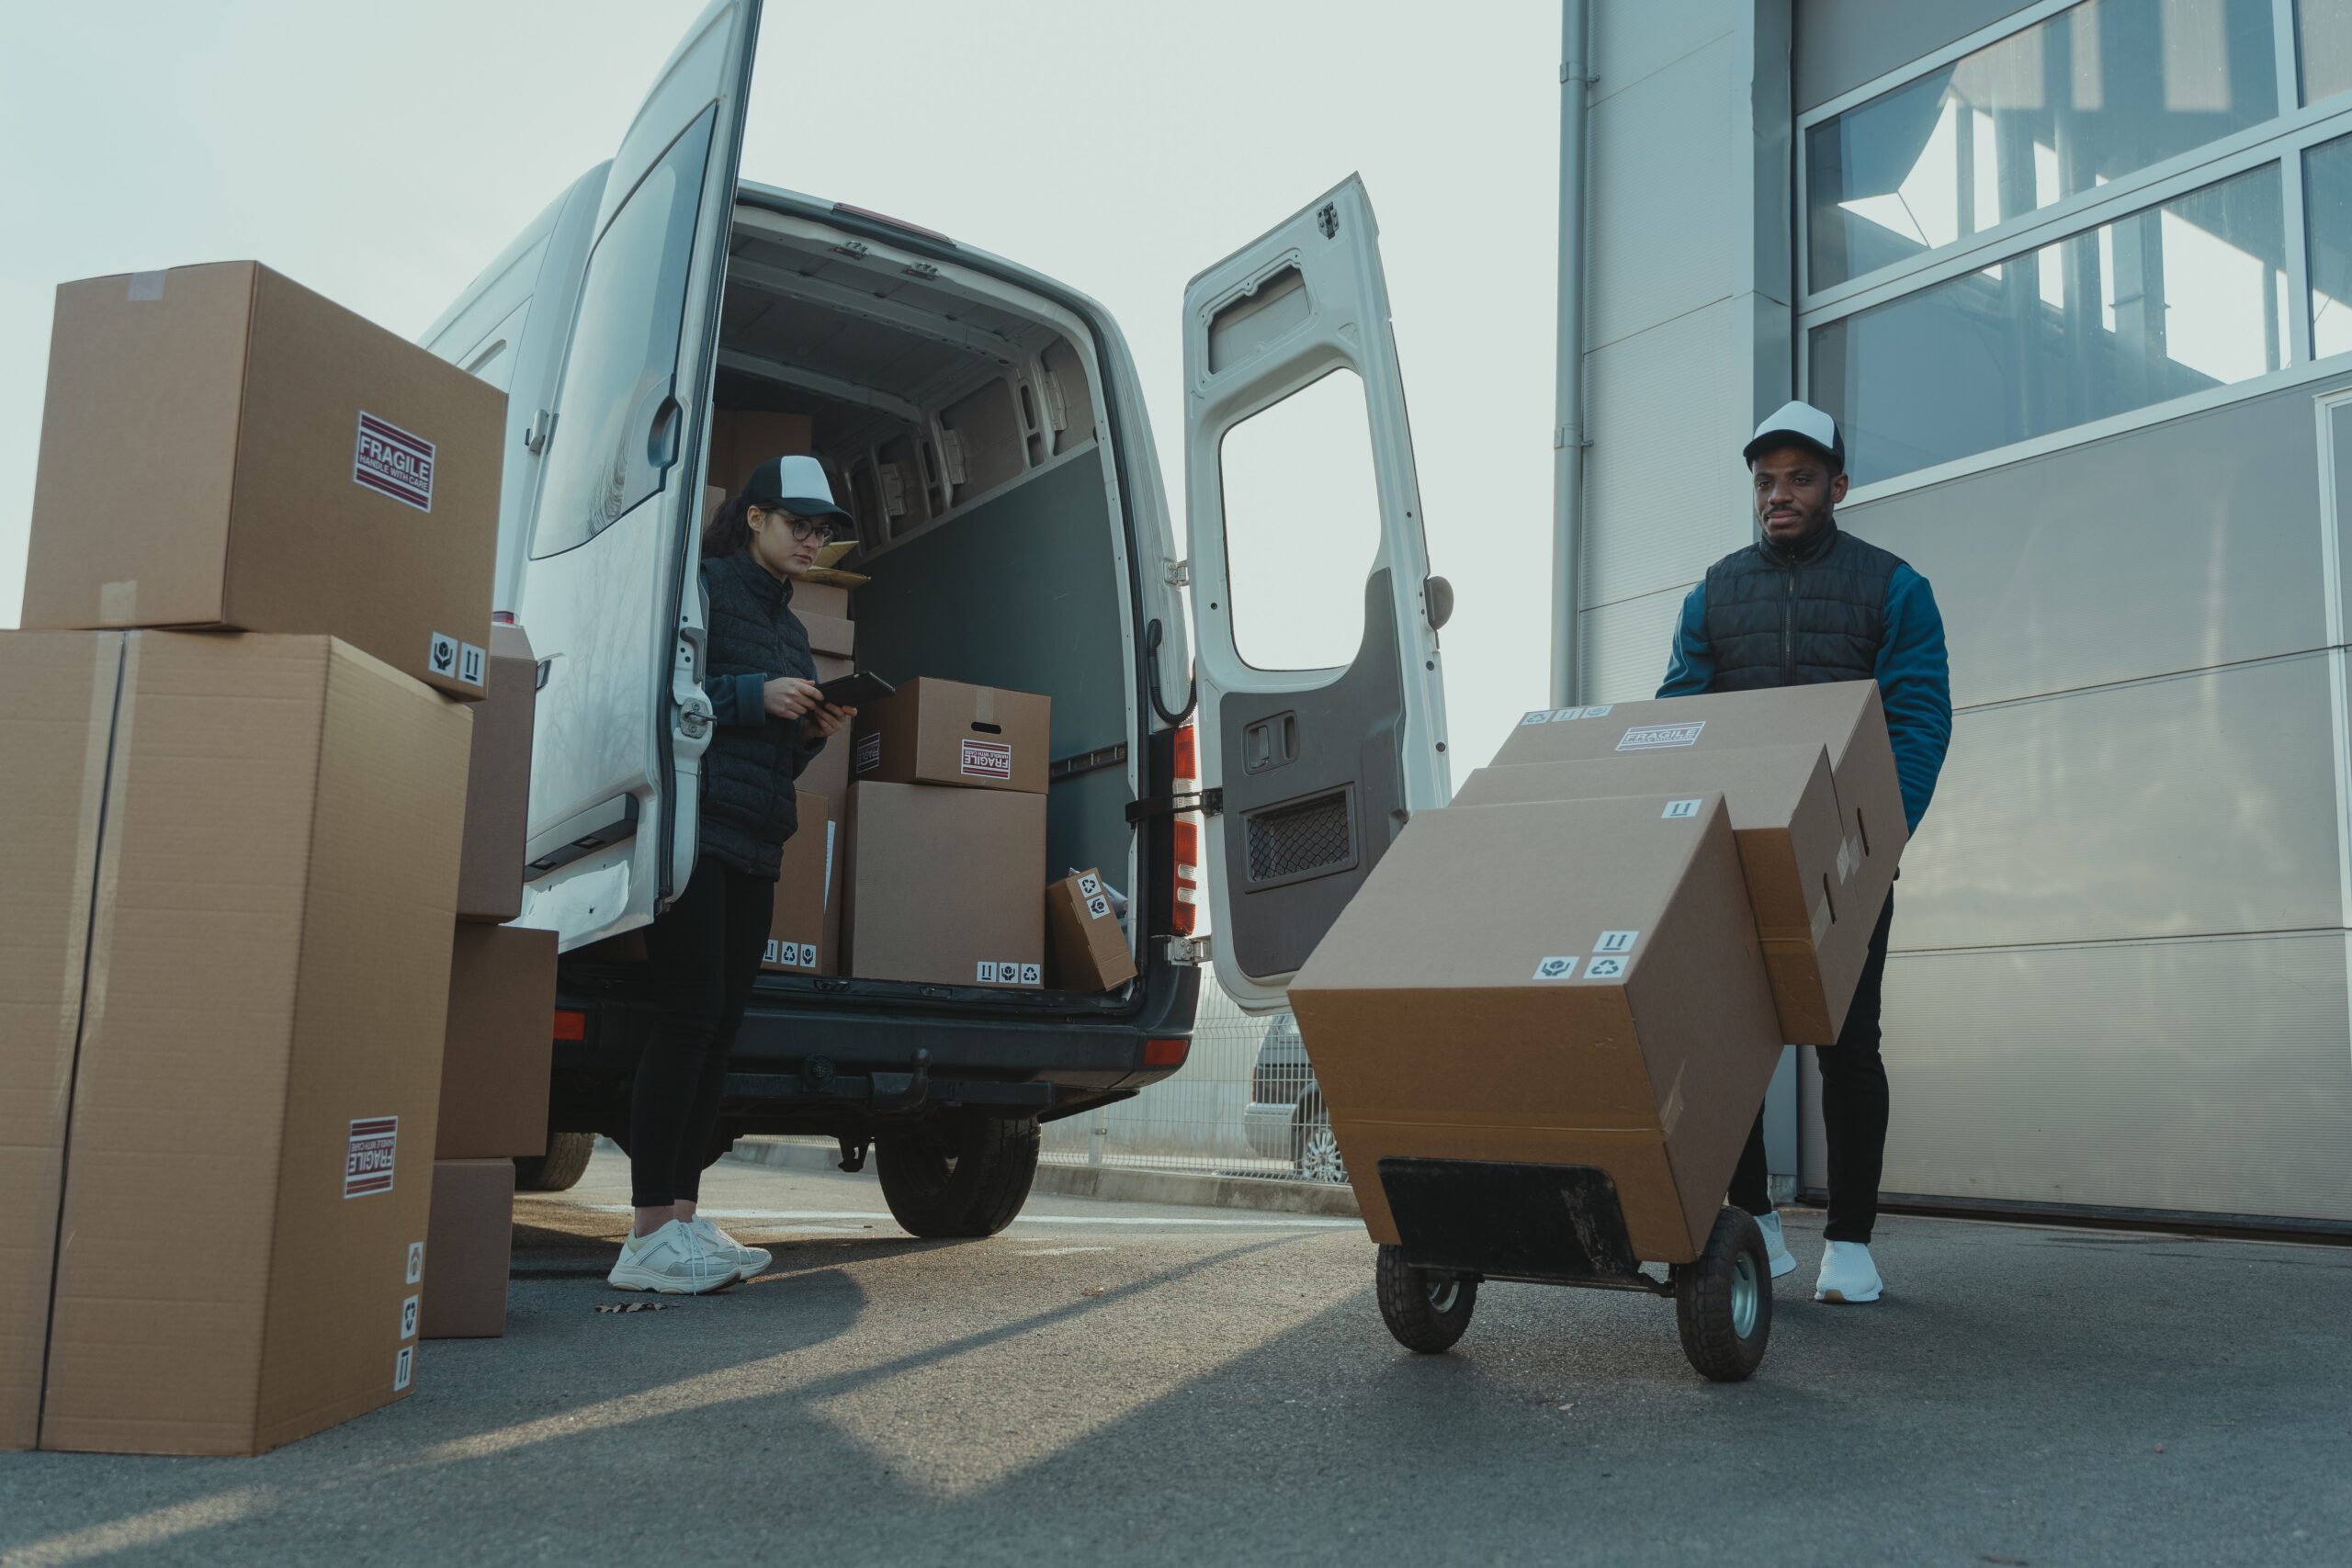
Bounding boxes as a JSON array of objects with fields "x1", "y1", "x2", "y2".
[{"x1": 3, "y1": 1150, "x2": 2346, "y2": 1567}]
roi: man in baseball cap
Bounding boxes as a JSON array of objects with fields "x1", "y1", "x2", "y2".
[{"x1": 1656, "y1": 398, "x2": 1952, "y2": 1306}]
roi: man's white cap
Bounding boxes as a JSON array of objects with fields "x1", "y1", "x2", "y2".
[
  {"x1": 1743, "y1": 400, "x2": 1844, "y2": 471},
  {"x1": 743, "y1": 452, "x2": 852, "y2": 521}
]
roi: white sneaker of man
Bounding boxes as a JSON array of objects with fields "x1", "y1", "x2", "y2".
[
  {"x1": 1750, "y1": 1209, "x2": 1798, "y2": 1280},
  {"x1": 690, "y1": 1213, "x2": 773, "y2": 1280},
  {"x1": 1815, "y1": 1238, "x2": 1884, "y2": 1303},
  {"x1": 607, "y1": 1218, "x2": 740, "y2": 1294}
]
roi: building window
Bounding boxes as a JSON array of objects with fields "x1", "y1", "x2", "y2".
[
  {"x1": 1808, "y1": 0, "x2": 2278, "y2": 294},
  {"x1": 1814, "y1": 164, "x2": 2287, "y2": 486},
  {"x1": 2303, "y1": 0, "x2": 2352, "y2": 105}
]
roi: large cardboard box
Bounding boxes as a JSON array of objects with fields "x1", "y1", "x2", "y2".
[
  {"x1": 802, "y1": 657, "x2": 856, "y2": 805},
  {"x1": 455, "y1": 625, "x2": 537, "y2": 922},
  {"x1": 421, "y1": 1160, "x2": 514, "y2": 1340},
  {"x1": 820, "y1": 796, "x2": 846, "y2": 976},
  {"x1": 1488, "y1": 683, "x2": 1905, "y2": 1038},
  {"x1": 21, "y1": 262, "x2": 503, "y2": 702},
  {"x1": 1454, "y1": 745, "x2": 1856, "y2": 1043},
  {"x1": 1290, "y1": 794, "x2": 1783, "y2": 1266},
  {"x1": 0, "y1": 630, "x2": 469, "y2": 1455},
  {"x1": 762, "y1": 791, "x2": 831, "y2": 974},
  {"x1": 843, "y1": 783, "x2": 1046, "y2": 986},
  {"x1": 1047, "y1": 869, "x2": 1137, "y2": 992},
  {"x1": 435, "y1": 922, "x2": 558, "y2": 1160},
  {"x1": 852, "y1": 678, "x2": 1051, "y2": 795},
  {"x1": 709, "y1": 409, "x2": 814, "y2": 493}
]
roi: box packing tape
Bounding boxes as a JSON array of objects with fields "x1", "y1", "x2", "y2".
[
  {"x1": 973, "y1": 686, "x2": 996, "y2": 727},
  {"x1": 126, "y1": 271, "x2": 166, "y2": 302}
]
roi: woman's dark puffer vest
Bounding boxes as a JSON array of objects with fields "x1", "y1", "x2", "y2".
[
  {"x1": 699, "y1": 550, "x2": 816, "y2": 878},
  {"x1": 1701, "y1": 524, "x2": 1903, "y2": 691}
]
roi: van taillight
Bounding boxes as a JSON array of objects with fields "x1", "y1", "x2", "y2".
[
  {"x1": 1171, "y1": 723, "x2": 1201, "y2": 935},
  {"x1": 1144, "y1": 1038, "x2": 1190, "y2": 1068},
  {"x1": 553, "y1": 1009, "x2": 586, "y2": 1043}
]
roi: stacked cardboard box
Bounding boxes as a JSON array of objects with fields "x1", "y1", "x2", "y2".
[
  {"x1": 2, "y1": 261, "x2": 504, "y2": 1454},
  {"x1": 762, "y1": 789, "x2": 834, "y2": 975},
  {"x1": 1290, "y1": 682, "x2": 1908, "y2": 1269},
  {"x1": 1047, "y1": 869, "x2": 1137, "y2": 993},
  {"x1": 843, "y1": 679, "x2": 1051, "y2": 987}
]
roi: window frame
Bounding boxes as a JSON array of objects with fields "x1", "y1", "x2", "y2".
[{"x1": 1793, "y1": 0, "x2": 2352, "y2": 504}]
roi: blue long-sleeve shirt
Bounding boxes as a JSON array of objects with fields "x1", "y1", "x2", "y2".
[{"x1": 1657, "y1": 564, "x2": 1952, "y2": 834}]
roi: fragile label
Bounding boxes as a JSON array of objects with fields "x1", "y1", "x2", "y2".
[
  {"x1": 457, "y1": 642, "x2": 487, "y2": 689},
  {"x1": 977, "y1": 961, "x2": 1000, "y2": 984},
  {"x1": 1594, "y1": 930, "x2": 1640, "y2": 954},
  {"x1": 765, "y1": 940, "x2": 819, "y2": 971},
  {"x1": 345, "y1": 1116, "x2": 398, "y2": 1198},
  {"x1": 406, "y1": 1241, "x2": 424, "y2": 1284},
  {"x1": 855, "y1": 734, "x2": 882, "y2": 774},
  {"x1": 1085, "y1": 894, "x2": 1112, "y2": 920},
  {"x1": 354, "y1": 412, "x2": 435, "y2": 512},
  {"x1": 1551, "y1": 707, "x2": 1587, "y2": 722},
  {"x1": 960, "y1": 739, "x2": 1013, "y2": 780},
  {"x1": 428, "y1": 633, "x2": 459, "y2": 682},
  {"x1": 1532, "y1": 956, "x2": 1579, "y2": 981},
  {"x1": 1617, "y1": 721, "x2": 1704, "y2": 751},
  {"x1": 393, "y1": 1345, "x2": 413, "y2": 1393},
  {"x1": 1587, "y1": 955, "x2": 1628, "y2": 979},
  {"x1": 1662, "y1": 798, "x2": 1702, "y2": 819},
  {"x1": 400, "y1": 1295, "x2": 419, "y2": 1341}
]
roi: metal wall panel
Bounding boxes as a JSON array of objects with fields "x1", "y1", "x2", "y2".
[
  {"x1": 1590, "y1": 0, "x2": 1736, "y2": 110},
  {"x1": 1582, "y1": 298, "x2": 1764, "y2": 609},
  {"x1": 1794, "y1": 0, "x2": 2037, "y2": 113},
  {"x1": 1844, "y1": 386, "x2": 2333, "y2": 711},
  {"x1": 1586, "y1": 34, "x2": 1747, "y2": 351},
  {"x1": 1576, "y1": 584, "x2": 1690, "y2": 708},
  {"x1": 1871, "y1": 933, "x2": 2352, "y2": 1222},
  {"x1": 1900, "y1": 655, "x2": 2343, "y2": 951}
]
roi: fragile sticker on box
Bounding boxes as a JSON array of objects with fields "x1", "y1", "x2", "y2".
[
  {"x1": 345, "y1": 1116, "x2": 398, "y2": 1198},
  {"x1": 354, "y1": 412, "x2": 435, "y2": 512},
  {"x1": 960, "y1": 739, "x2": 1012, "y2": 781}
]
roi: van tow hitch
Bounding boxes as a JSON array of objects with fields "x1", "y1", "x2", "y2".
[{"x1": 870, "y1": 1048, "x2": 932, "y2": 1114}]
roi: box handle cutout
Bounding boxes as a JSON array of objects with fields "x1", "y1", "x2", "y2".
[
  {"x1": 969, "y1": 721, "x2": 1003, "y2": 735},
  {"x1": 1820, "y1": 874, "x2": 1837, "y2": 927},
  {"x1": 1855, "y1": 808, "x2": 1871, "y2": 858}
]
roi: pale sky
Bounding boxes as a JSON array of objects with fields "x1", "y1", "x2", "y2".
[{"x1": 0, "y1": 0, "x2": 1565, "y2": 781}]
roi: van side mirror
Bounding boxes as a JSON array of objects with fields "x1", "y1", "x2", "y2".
[{"x1": 1424, "y1": 576, "x2": 1454, "y2": 632}]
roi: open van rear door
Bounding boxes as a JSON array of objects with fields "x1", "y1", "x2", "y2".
[
  {"x1": 1182, "y1": 175, "x2": 1452, "y2": 1011},
  {"x1": 514, "y1": 0, "x2": 761, "y2": 950}
]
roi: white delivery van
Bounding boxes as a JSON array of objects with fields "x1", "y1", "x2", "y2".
[{"x1": 423, "y1": 0, "x2": 1451, "y2": 1234}]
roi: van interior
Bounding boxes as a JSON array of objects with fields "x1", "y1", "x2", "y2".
[{"x1": 707, "y1": 201, "x2": 1140, "y2": 999}]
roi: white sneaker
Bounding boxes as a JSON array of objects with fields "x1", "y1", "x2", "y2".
[
  {"x1": 607, "y1": 1219, "x2": 740, "y2": 1294},
  {"x1": 1815, "y1": 1239, "x2": 1883, "y2": 1303},
  {"x1": 690, "y1": 1214, "x2": 773, "y2": 1280},
  {"x1": 1751, "y1": 1210, "x2": 1798, "y2": 1280}
]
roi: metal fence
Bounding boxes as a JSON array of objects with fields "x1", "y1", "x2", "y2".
[{"x1": 1038, "y1": 964, "x2": 1346, "y2": 1186}]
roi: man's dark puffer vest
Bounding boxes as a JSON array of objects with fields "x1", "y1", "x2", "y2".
[
  {"x1": 699, "y1": 550, "x2": 814, "y2": 878},
  {"x1": 1702, "y1": 524, "x2": 1903, "y2": 691}
]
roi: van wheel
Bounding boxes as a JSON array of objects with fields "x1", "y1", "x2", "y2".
[
  {"x1": 875, "y1": 1113, "x2": 1042, "y2": 1238},
  {"x1": 514, "y1": 1132, "x2": 596, "y2": 1193},
  {"x1": 1375, "y1": 1245, "x2": 1476, "y2": 1353}
]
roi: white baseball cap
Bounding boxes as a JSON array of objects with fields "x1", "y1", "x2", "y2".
[
  {"x1": 1743, "y1": 400, "x2": 1844, "y2": 472},
  {"x1": 743, "y1": 452, "x2": 852, "y2": 522}
]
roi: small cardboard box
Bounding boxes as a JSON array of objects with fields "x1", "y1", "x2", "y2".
[
  {"x1": 709, "y1": 409, "x2": 814, "y2": 493},
  {"x1": 703, "y1": 484, "x2": 726, "y2": 538},
  {"x1": 796, "y1": 581, "x2": 853, "y2": 622},
  {"x1": 21, "y1": 262, "x2": 503, "y2": 701},
  {"x1": 851, "y1": 678, "x2": 1051, "y2": 795},
  {"x1": 798, "y1": 608, "x2": 855, "y2": 659},
  {"x1": 1454, "y1": 744, "x2": 1857, "y2": 1043},
  {"x1": 762, "y1": 791, "x2": 830, "y2": 974},
  {"x1": 435, "y1": 922, "x2": 559, "y2": 1160},
  {"x1": 843, "y1": 783, "x2": 1046, "y2": 986},
  {"x1": 421, "y1": 1160, "x2": 514, "y2": 1340},
  {"x1": 1047, "y1": 869, "x2": 1137, "y2": 992},
  {"x1": 1290, "y1": 793, "x2": 1783, "y2": 1266},
  {"x1": 455, "y1": 624, "x2": 537, "y2": 923},
  {"x1": 0, "y1": 629, "x2": 469, "y2": 1455}
]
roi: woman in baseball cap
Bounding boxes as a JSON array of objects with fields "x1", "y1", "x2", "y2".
[{"x1": 608, "y1": 454, "x2": 857, "y2": 1295}]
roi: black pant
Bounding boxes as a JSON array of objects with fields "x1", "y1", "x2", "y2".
[
  {"x1": 629, "y1": 855, "x2": 774, "y2": 1209},
  {"x1": 1729, "y1": 893, "x2": 1895, "y2": 1244}
]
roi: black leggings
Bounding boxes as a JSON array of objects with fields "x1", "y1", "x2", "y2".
[
  {"x1": 1729, "y1": 893, "x2": 1895, "y2": 1244},
  {"x1": 629, "y1": 855, "x2": 774, "y2": 1209}
]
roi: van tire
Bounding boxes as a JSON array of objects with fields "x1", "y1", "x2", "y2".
[
  {"x1": 514, "y1": 1132, "x2": 596, "y2": 1193},
  {"x1": 874, "y1": 1113, "x2": 1042, "y2": 1238}
]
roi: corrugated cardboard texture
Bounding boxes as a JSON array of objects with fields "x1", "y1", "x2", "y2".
[
  {"x1": 843, "y1": 783, "x2": 1046, "y2": 986},
  {"x1": 1290, "y1": 794, "x2": 1783, "y2": 1264},
  {"x1": 795, "y1": 582, "x2": 852, "y2": 622},
  {"x1": 1454, "y1": 746, "x2": 1855, "y2": 1043},
  {"x1": 710, "y1": 409, "x2": 814, "y2": 493},
  {"x1": 21, "y1": 263, "x2": 503, "y2": 701},
  {"x1": 436, "y1": 923, "x2": 558, "y2": 1160},
  {"x1": 797, "y1": 609, "x2": 854, "y2": 659},
  {"x1": 421, "y1": 1160, "x2": 514, "y2": 1340},
  {"x1": 763, "y1": 791, "x2": 829, "y2": 973},
  {"x1": 850, "y1": 678, "x2": 1051, "y2": 795},
  {"x1": 0, "y1": 631, "x2": 127, "y2": 1451},
  {"x1": 456, "y1": 625, "x2": 537, "y2": 922},
  {"x1": 40, "y1": 634, "x2": 469, "y2": 1456},
  {"x1": 1046, "y1": 869, "x2": 1137, "y2": 993}
]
